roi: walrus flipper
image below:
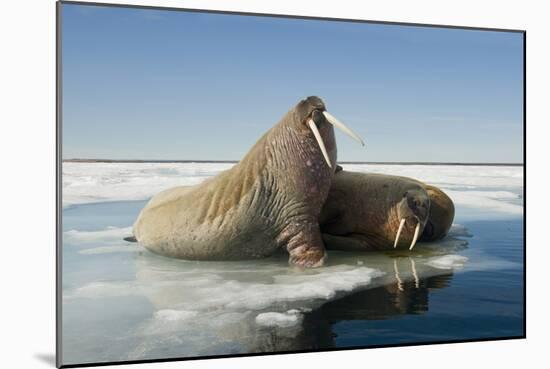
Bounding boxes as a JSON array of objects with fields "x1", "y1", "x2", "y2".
[{"x1": 123, "y1": 236, "x2": 138, "y2": 243}]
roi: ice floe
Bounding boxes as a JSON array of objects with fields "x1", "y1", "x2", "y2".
[
  {"x1": 255, "y1": 310, "x2": 302, "y2": 328},
  {"x1": 426, "y1": 255, "x2": 469, "y2": 270},
  {"x1": 62, "y1": 163, "x2": 524, "y2": 218}
]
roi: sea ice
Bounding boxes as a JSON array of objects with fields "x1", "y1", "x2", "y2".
[
  {"x1": 255, "y1": 310, "x2": 302, "y2": 328},
  {"x1": 62, "y1": 163, "x2": 524, "y2": 218},
  {"x1": 60, "y1": 162, "x2": 524, "y2": 363}
]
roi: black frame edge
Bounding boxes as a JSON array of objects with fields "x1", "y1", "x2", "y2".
[{"x1": 56, "y1": 1, "x2": 63, "y2": 367}]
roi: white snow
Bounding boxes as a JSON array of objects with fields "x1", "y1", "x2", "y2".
[
  {"x1": 62, "y1": 163, "x2": 524, "y2": 217},
  {"x1": 444, "y1": 189, "x2": 522, "y2": 216},
  {"x1": 154, "y1": 310, "x2": 198, "y2": 322},
  {"x1": 341, "y1": 164, "x2": 523, "y2": 189},
  {"x1": 62, "y1": 162, "x2": 233, "y2": 207}
]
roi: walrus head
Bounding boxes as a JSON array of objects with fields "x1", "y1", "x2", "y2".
[
  {"x1": 290, "y1": 96, "x2": 364, "y2": 169},
  {"x1": 420, "y1": 185, "x2": 455, "y2": 242},
  {"x1": 393, "y1": 188, "x2": 431, "y2": 250}
]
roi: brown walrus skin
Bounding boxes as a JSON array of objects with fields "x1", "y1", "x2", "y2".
[
  {"x1": 420, "y1": 184, "x2": 455, "y2": 242},
  {"x1": 319, "y1": 168, "x2": 454, "y2": 251},
  {"x1": 131, "y1": 96, "x2": 364, "y2": 267}
]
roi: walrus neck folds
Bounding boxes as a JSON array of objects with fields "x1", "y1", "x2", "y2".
[{"x1": 261, "y1": 110, "x2": 337, "y2": 256}]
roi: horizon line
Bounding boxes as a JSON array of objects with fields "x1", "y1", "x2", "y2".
[{"x1": 62, "y1": 158, "x2": 524, "y2": 166}]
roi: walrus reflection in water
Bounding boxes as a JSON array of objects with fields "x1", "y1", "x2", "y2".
[
  {"x1": 129, "y1": 97, "x2": 364, "y2": 267},
  {"x1": 128, "y1": 253, "x2": 455, "y2": 356},
  {"x1": 320, "y1": 167, "x2": 455, "y2": 251}
]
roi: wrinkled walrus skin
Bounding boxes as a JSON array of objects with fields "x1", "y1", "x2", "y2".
[
  {"x1": 319, "y1": 169, "x2": 454, "y2": 251},
  {"x1": 132, "y1": 97, "x2": 339, "y2": 267}
]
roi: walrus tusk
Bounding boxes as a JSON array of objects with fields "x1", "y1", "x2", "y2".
[
  {"x1": 409, "y1": 222, "x2": 421, "y2": 250},
  {"x1": 307, "y1": 118, "x2": 332, "y2": 168},
  {"x1": 323, "y1": 111, "x2": 365, "y2": 146},
  {"x1": 394, "y1": 218, "x2": 406, "y2": 248}
]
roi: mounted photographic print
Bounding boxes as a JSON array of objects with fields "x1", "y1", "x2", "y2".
[{"x1": 57, "y1": 1, "x2": 525, "y2": 367}]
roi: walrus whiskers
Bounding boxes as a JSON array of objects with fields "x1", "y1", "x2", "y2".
[
  {"x1": 409, "y1": 223, "x2": 421, "y2": 250},
  {"x1": 323, "y1": 111, "x2": 365, "y2": 146},
  {"x1": 394, "y1": 218, "x2": 406, "y2": 248},
  {"x1": 307, "y1": 118, "x2": 332, "y2": 168}
]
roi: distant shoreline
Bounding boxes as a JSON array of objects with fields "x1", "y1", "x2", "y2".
[{"x1": 63, "y1": 159, "x2": 523, "y2": 167}]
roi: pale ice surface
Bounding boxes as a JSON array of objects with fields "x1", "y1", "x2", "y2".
[
  {"x1": 426, "y1": 255, "x2": 469, "y2": 270},
  {"x1": 61, "y1": 163, "x2": 524, "y2": 365},
  {"x1": 62, "y1": 162, "x2": 524, "y2": 216},
  {"x1": 255, "y1": 310, "x2": 303, "y2": 328},
  {"x1": 62, "y1": 162, "x2": 233, "y2": 207}
]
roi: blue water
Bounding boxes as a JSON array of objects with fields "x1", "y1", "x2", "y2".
[
  {"x1": 61, "y1": 199, "x2": 524, "y2": 365},
  {"x1": 323, "y1": 219, "x2": 524, "y2": 347}
]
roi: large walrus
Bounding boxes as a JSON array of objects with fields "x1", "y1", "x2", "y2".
[
  {"x1": 320, "y1": 168, "x2": 454, "y2": 251},
  {"x1": 130, "y1": 97, "x2": 364, "y2": 267}
]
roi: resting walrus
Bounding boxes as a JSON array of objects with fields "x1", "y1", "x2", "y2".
[
  {"x1": 130, "y1": 97, "x2": 364, "y2": 267},
  {"x1": 319, "y1": 168, "x2": 454, "y2": 251},
  {"x1": 420, "y1": 184, "x2": 455, "y2": 242}
]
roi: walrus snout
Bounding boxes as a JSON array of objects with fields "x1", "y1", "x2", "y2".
[
  {"x1": 393, "y1": 189, "x2": 430, "y2": 250},
  {"x1": 310, "y1": 109, "x2": 326, "y2": 126},
  {"x1": 407, "y1": 195, "x2": 430, "y2": 222},
  {"x1": 420, "y1": 185, "x2": 455, "y2": 242}
]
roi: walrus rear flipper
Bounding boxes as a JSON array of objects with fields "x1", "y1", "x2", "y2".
[{"x1": 124, "y1": 236, "x2": 138, "y2": 243}]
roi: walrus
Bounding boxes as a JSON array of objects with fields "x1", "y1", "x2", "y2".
[
  {"x1": 129, "y1": 96, "x2": 364, "y2": 267},
  {"x1": 420, "y1": 184, "x2": 455, "y2": 242},
  {"x1": 319, "y1": 168, "x2": 454, "y2": 251}
]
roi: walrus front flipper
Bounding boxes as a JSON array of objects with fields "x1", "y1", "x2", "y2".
[
  {"x1": 322, "y1": 233, "x2": 379, "y2": 251},
  {"x1": 281, "y1": 222, "x2": 327, "y2": 268},
  {"x1": 124, "y1": 236, "x2": 138, "y2": 243}
]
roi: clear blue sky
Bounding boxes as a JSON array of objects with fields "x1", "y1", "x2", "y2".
[{"x1": 62, "y1": 3, "x2": 524, "y2": 163}]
